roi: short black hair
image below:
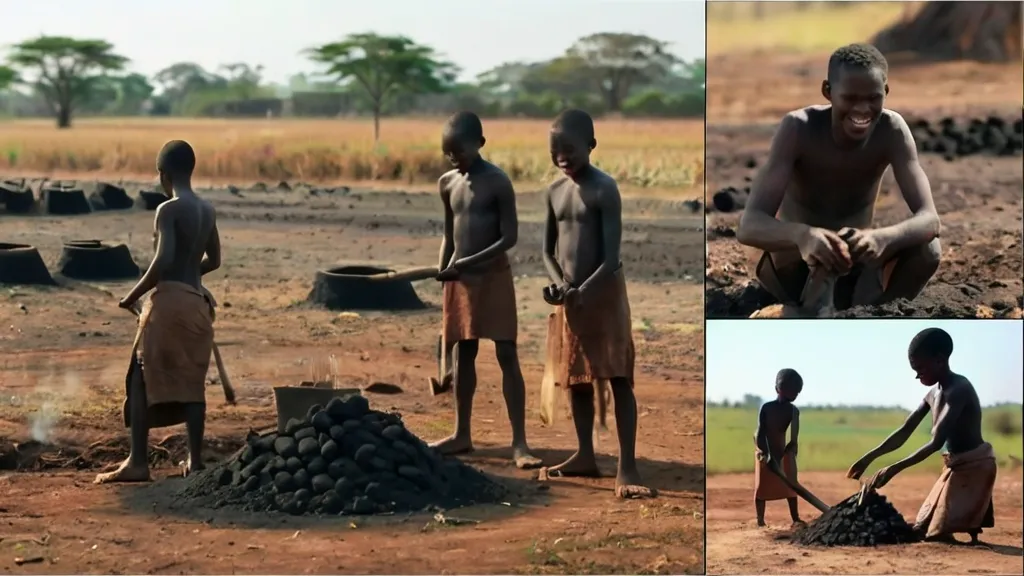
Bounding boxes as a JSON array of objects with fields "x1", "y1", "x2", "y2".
[
  {"x1": 775, "y1": 368, "x2": 803, "y2": 391},
  {"x1": 157, "y1": 140, "x2": 196, "y2": 177},
  {"x1": 908, "y1": 328, "x2": 954, "y2": 360},
  {"x1": 443, "y1": 111, "x2": 483, "y2": 141},
  {"x1": 827, "y1": 43, "x2": 888, "y2": 84},
  {"x1": 552, "y1": 108, "x2": 595, "y2": 141}
]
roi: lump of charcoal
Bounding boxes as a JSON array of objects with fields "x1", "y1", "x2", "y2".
[
  {"x1": 293, "y1": 468, "x2": 311, "y2": 489},
  {"x1": 311, "y1": 410, "x2": 333, "y2": 433},
  {"x1": 325, "y1": 396, "x2": 349, "y2": 420},
  {"x1": 352, "y1": 429, "x2": 382, "y2": 447},
  {"x1": 243, "y1": 475, "x2": 260, "y2": 492},
  {"x1": 286, "y1": 456, "x2": 304, "y2": 473},
  {"x1": 334, "y1": 476, "x2": 357, "y2": 499},
  {"x1": 351, "y1": 495, "x2": 374, "y2": 514},
  {"x1": 267, "y1": 455, "x2": 287, "y2": 474},
  {"x1": 294, "y1": 488, "x2": 313, "y2": 505},
  {"x1": 341, "y1": 419, "x2": 362, "y2": 433},
  {"x1": 391, "y1": 440, "x2": 418, "y2": 460},
  {"x1": 364, "y1": 481, "x2": 388, "y2": 503},
  {"x1": 306, "y1": 456, "x2": 328, "y2": 476},
  {"x1": 297, "y1": 437, "x2": 320, "y2": 458},
  {"x1": 347, "y1": 395, "x2": 370, "y2": 417},
  {"x1": 284, "y1": 418, "x2": 308, "y2": 435},
  {"x1": 254, "y1": 434, "x2": 276, "y2": 453},
  {"x1": 354, "y1": 444, "x2": 377, "y2": 466},
  {"x1": 328, "y1": 425, "x2": 346, "y2": 443},
  {"x1": 397, "y1": 465, "x2": 426, "y2": 483},
  {"x1": 311, "y1": 473, "x2": 334, "y2": 494},
  {"x1": 321, "y1": 440, "x2": 340, "y2": 461},
  {"x1": 305, "y1": 403, "x2": 324, "y2": 422},
  {"x1": 318, "y1": 432, "x2": 330, "y2": 446},
  {"x1": 259, "y1": 470, "x2": 273, "y2": 486},
  {"x1": 282, "y1": 496, "x2": 304, "y2": 516},
  {"x1": 360, "y1": 414, "x2": 384, "y2": 435},
  {"x1": 239, "y1": 445, "x2": 256, "y2": 464},
  {"x1": 216, "y1": 468, "x2": 234, "y2": 486},
  {"x1": 321, "y1": 490, "x2": 344, "y2": 513},
  {"x1": 308, "y1": 494, "x2": 324, "y2": 513},
  {"x1": 294, "y1": 426, "x2": 317, "y2": 441},
  {"x1": 369, "y1": 456, "x2": 392, "y2": 472},
  {"x1": 274, "y1": 437, "x2": 298, "y2": 459},
  {"x1": 381, "y1": 424, "x2": 404, "y2": 441},
  {"x1": 273, "y1": 471, "x2": 295, "y2": 492}
]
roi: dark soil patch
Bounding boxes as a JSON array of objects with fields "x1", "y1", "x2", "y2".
[
  {"x1": 175, "y1": 395, "x2": 507, "y2": 517},
  {"x1": 793, "y1": 489, "x2": 920, "y2": 547}
]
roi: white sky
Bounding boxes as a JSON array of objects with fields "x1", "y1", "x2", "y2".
[{"x1": 3, "y1": 0, "x2": 706, "y2": 83}]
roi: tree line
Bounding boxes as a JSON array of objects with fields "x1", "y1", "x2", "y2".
[{"x1": 0, "y1": 32, "x2": 705, "y2": 138}]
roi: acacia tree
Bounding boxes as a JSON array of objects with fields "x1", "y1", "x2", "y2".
[
  {"x1": 566, "y1": 33, "x2": 680, "y2": 112},
  {"x1": 6, "y1": 36, "x2": 128, "y2": 128},
  {"x1": 306, "y1": 33, "x2": 459, "y2": 141},
  {"x1": 0, "y1": 65, "x2": 17, "y2": 91}
]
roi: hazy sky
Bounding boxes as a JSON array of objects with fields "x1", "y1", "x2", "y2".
[
  {"x1": 3, "y1": 0, "x2": 706, "y2": 84},
  {"x1": 706, "y1": 320, "x2": 1024, "y2": 410}
]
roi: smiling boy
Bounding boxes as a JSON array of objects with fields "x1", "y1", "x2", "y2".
[{"x1": 736, "y1": 43, "x2": 942, "y2": 313}]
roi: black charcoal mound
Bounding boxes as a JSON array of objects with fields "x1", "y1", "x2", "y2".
[
  {"x1": 307, "y1": 266, "x2": 427, "y2": 311},
  {"x1": 88, "y1": 182, "x2": 134, "y2": 211},
  {"x1": 794, "y1": 490, "x2": 920, "y2": 547},
  {"x1": 40, "y1": 186, "x2": 92, "y2": 215},
  {"x1": 57, "y1": 240, "x2": 140, "y2": 280},
  {"x1": 711, "y1": 186, "x2": 749, "y2": 213},
  {"x1": 177, "y1": 395, "x2": 505, "y2": 516},
  {"x1": 910, "y1": 116, "x2": 1024, "y2": 160},
  {"x1": 136, "y1": 189, "x2": 169, "y2": 211},
  {"x1": 0, "y1": 243, "x2": 57, "y2": 285},
  {"x1": 0, "y1": 180, "x2": 36, "y2": 213}
]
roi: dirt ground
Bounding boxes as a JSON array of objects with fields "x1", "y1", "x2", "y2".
[
  {"x1": 705, "y1": 54, "x2": 1024, "y2": 318},
  {"x1": 0, "y1": 182, "x2": 705, "y2": 574},
  {"x1": 706, "y1": 469, "x2": 1024, "y2": 575}
]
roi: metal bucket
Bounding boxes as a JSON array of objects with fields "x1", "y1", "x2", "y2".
[{"x1": 272, "y1": 386, "x2": 361, "y2": 434}]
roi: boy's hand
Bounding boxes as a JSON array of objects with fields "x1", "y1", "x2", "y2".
[
  {"x1": 847, "y1": 453, "x2": 874, "y2": 480},
  {"x1": 436, "y1": 266, "x2": 459, "y2": 282}
]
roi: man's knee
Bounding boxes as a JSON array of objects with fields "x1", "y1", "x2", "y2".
[
  {"x1": 493, "y1": 341, "x2": 519, "y2": 369},
  {"x1": 455, "y1": 339, "x2": 479, "y2": 359}
]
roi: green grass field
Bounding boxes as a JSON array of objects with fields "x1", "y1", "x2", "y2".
[{"x1": 706, "y1": 405, "x2": 1023, "y2": 475}]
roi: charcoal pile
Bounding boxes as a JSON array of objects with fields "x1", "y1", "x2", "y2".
[
  {"x1": 178, "y1": 394, "x2": 505, "y2": 516},
  {"x1": 794, "y1": 490, "x2": 920, "y2": 547},
  {"x1": 910, "y1": 116, "x2": 1024, "y2": 159}
]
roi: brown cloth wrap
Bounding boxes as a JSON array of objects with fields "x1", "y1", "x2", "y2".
[
  {"x1": 754, "y1": 448, "x2": 798, "y2": 501},
  {"x1": 546, "y1": 267, "x2": 635, "y2": 387},
  {"x1": 914, "y1": 442, "x2": 997, "y2": 538},
  {"x1": 441, "y1": 253, "x2": 517, "y2": 345},
  {"x1": 123, "y1": 281, "x2": 215, "y2": 429}
]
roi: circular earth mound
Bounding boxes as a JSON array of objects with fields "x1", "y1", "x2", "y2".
[
  {"x1": 307, "y1": 265, "x2": 427, "y2": 310},
  {"x1": 40, "y1": 186, "x2": 92, "y2": 215},
  {"x1": 57, "y1": 240, "x2": 140, "y2": 280},
  {"x1": 88, "y1": 182, "x2": 134, "y2": 211},
  {"x1": 177, "y1": 395, "x2": 505, "y2": 516},
  {"x1": 0, "y1": 180, "x2": 36, "y2": 213},
  {"x1": 794, "y1": 489, "x2": 920, "y2": 547},
  {"x1": 0, "y1": 243, "x2": 56, "y2": 285},
  {"x1": 136, "y1": 189, "x2": 168, "y2": 211}
]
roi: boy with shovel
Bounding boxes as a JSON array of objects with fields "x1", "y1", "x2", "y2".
[
  {"x1": 95, "y1": 140, "x2": 222, "y2": 484},
  {"x1": 848, "y1": 328, "x2": 996, "y2": 544},
  {"x1": 754, "y1": 369, "x2": 805, "y2": 527},
  {"x1": 736, "y1": 43, "x2": 941, "y2": 316}
]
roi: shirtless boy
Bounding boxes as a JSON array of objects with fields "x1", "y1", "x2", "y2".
[
  {"x1": 754, "y1": 369, "x2": 804, "y2": 527},
  {"x1": 95, "y1": 140, "x2": 221, "y2": 484},
  {"x1": 539, "y1": 109, "x2": 653, "y2": 499},
  {"x1": 431, "y1": 111, "x2": 541, "y2": 470},
  {"x1": 736, "y1": 43, "x2": 941, "y2": 314},
  {"x1": 848, "y1": 328, "x2": 997, "y2": 544}
]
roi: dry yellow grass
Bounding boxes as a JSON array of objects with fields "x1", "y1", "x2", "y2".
[{"x1": 0, "y1": 117, "x2": 704, "y2": 191}]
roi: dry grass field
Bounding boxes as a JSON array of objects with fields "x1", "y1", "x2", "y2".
[{"x1": 0, "y1": 117, "x2": 704, "y2": 193}]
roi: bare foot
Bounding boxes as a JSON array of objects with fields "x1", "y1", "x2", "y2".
[
  {"x1": 791, "y1": 519, "x2": 806, "y2": 528},
  {"x1": 757, "y1": 520, "x2": 767, "y2": 528},
  {"x1": 181, "y1": 459, "x2": 206, "y2": 477},
  {"x1": 512, "y1": 444, "x2": 542, "y2": 470},
  {"x1": 430, "y1": 434, "x2": 474, "y2": 456},
  {"x1": 538, "y1": 451, "x2": 600, "y2": 480},
  {"x1": 94, "y1": 457, "x2": 150, "y2": 484},
  {"x1": 925, "y1": 533, "x2": 960, "y2": 545},
  {"x1": 615, "y1": 467, "x2": 657, "y2": 499}
]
